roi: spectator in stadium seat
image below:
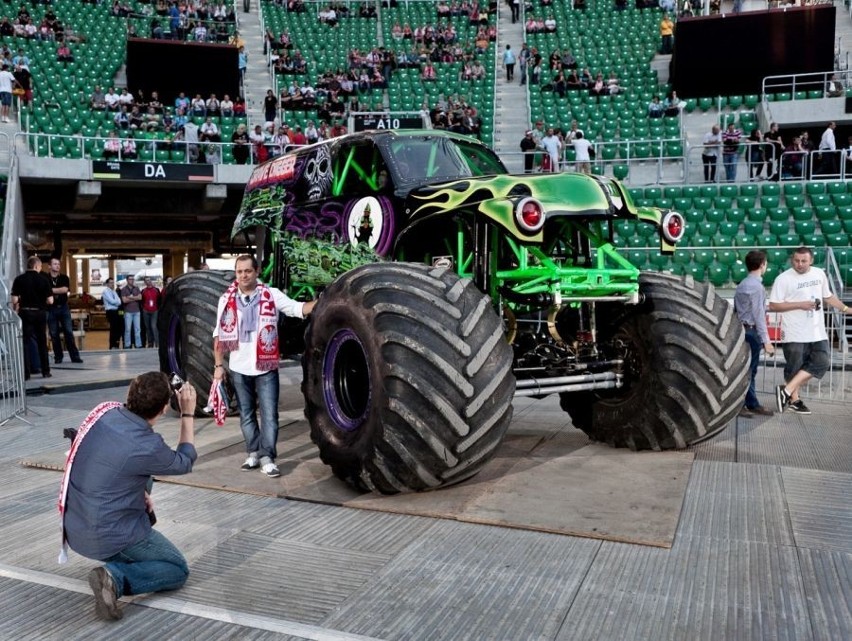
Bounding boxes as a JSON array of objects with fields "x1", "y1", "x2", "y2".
[
  {"x1": 305, "y1": 119, "x2": 319, "y2": 144},
  {"x1": 122, "y1": 136, "x2": 137, "y2": 160},
  {"x1": 103, "y1": 131, "x2": 121, "y2": 159},
  {"x1": 91, "y1": 85, "x2": 106, "y2": 110},
  {"x1": 220, "y1": 94, "x2": 234, "y2": 118},
  {"x1": 174, "y1": 91, "x2": 189, "y2": 112},
  {"x1": 233, "y1": 96, "x2": 246, "y2": 116},
  {"x1": 200, "y1": 117, "x2": 220, "y2": 143},
  {"x1": 148, "y1": 91, "x2": 163, "y2": 113},
  {"x1": 127, "y1": 106, "x2": 145, "y2": 130},
  {"x1": 56, "y1": 41, "x2": 74, "y2": 63},
  {"x1": 826, "y1": 74, "x2": 843, "y2": 98},
  {"x1": 205, "y1": 93, "x2": 220, "y2": 117},
  {"x1": 114, "y1": 106, "x2": 130, "y2": 130},
  {"x1": 190, "y1": 94, "x2": 206, "y2": 117},
  {"x1": 0, "y1": 18, "x2": 13, "y2": 38},
  {"x1": 782, "y1": 136, "x2": 806, "y2": 180},
  {"x1": 647, "y1": 95, "x2": 664, "y2": 118},
  {"x1": 0, "y1": 62, "x2": 17, "y2": 122},
  {"x1": 747, "y1": 128, "x2": 767, "y2": 181},
  {"x1": 231, "y1": 123, "x2": 250, "y2": 164},
  {"x1": 118, "y1": 88, "x2": 133, "y2": 108}
]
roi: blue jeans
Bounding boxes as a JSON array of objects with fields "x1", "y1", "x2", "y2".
[
  {"x1": 104, "y1": 529, "x2": 189, "y2": 597},
  {"x1": 723, "y1": 152, "x2": 738, "y2": 182},
  {"x1": 231, "y1": 370, "x2": 280, "y2": 461},
  {"x1": 142, "y1": 310, "x2": 158, "y2": 347},
  {"x1": 124, "y1": 311, "x2": 141, "y2": 347},
  {"x1": 47, "y1": 303, "x2": 81, "y2": 361},
  {"x1": 744, "y1": 328, "x2": 762, "y2": 409}
]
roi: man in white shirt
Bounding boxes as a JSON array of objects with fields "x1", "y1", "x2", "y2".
[
  {"x1": 817, "y1": 121, "x2": 837, "y2": 175},
  {"x1": 212, "y1": 255, "x2": 315, "y2": 478},
  {"x1": 769, "y1": 246, "x2": 851, "y2": 414},
  {"x1": 540, "y1": 128, "x2": 562, "y2": 172},
  {"x1": 572, "y1": 131, "x2": 593, "y2": 174},
  {"x1": 0, "y1": 62, "x2": 19, "y2": 122}
]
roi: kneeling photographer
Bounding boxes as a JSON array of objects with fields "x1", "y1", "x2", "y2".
[{"x1": 59, "y1": 371, "x2": 197, "y2": 621}]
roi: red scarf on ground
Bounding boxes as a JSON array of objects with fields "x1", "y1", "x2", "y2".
[
  {"x1": 57, "y1": 401, "x2": 122, "y2": 564},
  {"x1": 217, "y1": 281, "x2": 279, "y2": 371}
]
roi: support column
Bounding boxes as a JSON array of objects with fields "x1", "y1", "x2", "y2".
[
  {"x1": 81, "y1": 258, "x2": 91, "y2": 294},
  {"x1": 164, "y1": 250, "x2": 186, "y2": 279},
  {"x1": 187, "y1": 250, "x2": 205, "y2": 271},
  {"x1": 66, "y1": 255, "x2": 80, "y2": 294}
]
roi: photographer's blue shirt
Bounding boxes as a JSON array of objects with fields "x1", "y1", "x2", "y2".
[{"x1": 64, "y1": 406, "x2": 196, "y2": 560}]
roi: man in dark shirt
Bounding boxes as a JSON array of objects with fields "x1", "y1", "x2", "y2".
[
  {"x1": 120, "y1": 275, "x2": 143, "y2": 348},
  {"x1": 64, "y1": 372, "x2": 198, "y2": 620},
  {"x1": 10, "y1": 256, "x2": 53, "y2": 379},
  {"x1": 45, "y1": 257, "x2": 84, "y2": 364}
]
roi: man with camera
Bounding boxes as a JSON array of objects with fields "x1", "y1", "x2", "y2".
[
  {"x1": 60, "y1": 372, "x2": 197, "y2": 620},
  {"x1": 769, "y1": 247, "x2": 851, "y2": 415}
]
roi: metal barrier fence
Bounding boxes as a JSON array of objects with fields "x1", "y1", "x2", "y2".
[{"x1": 0, "y1": 280, "x2": 26, "y2": 427}]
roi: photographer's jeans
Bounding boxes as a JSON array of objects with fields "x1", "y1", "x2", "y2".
[
  {"x1": 103, "y1": 529, "x2": 189, "y2": 597},
  {"x1": 231, "y1": 370, "x2": 280, "y2": 461}
]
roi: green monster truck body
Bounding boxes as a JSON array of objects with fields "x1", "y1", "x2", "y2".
[{"x1": 160, "y1": 130, "x2": 749, "y2": 494}]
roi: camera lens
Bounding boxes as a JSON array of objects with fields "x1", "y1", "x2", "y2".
[{"x1": 169, "y1": 372, "x2": 185, "y2": 391}]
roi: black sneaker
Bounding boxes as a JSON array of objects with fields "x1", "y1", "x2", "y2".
[
  {"x1": 775, "y1": 385, "x2": 791, "y2": 413},
  {"x1": 788, "y1": 400, "x2": 811, "y2": 415}
]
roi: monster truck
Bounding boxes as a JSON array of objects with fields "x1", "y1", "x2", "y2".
[{"x1": 159, "y1": 130, "x2": 749, "y2": 494}]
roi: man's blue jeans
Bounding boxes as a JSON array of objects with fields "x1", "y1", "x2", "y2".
[
  {"x1": 231, "y1": 370, "x2": 280, "y2": 461},
  {"x1": 142, "y1": 310, "x2": 158, "y2": 347},
  {"x1": 47, "y1": 303, "x2": 81, "y2": 361},
  {"x1": 744, "y1": 328, "x2": 762, "y2": 410},
  {"x1": 104, "y1": 529, "x2": 189, "y2": 597},
  {"x1": 124, "y1": 311, "x2": 141, "y2": 348},
  {"x1": 723, "y1": 152, "x2": 738, "y2": 182}
]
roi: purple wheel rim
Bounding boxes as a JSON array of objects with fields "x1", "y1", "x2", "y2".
[{"x1": 322, "y1": 329, "x2": 371, "y2": 432}]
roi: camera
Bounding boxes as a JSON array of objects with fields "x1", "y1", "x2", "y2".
[
  {"x1": 169, "y1": 372, "x2": 185, "y2": 392},
  {"x1": 813, "y1": 298, "x2": 822, "y2": 311}
]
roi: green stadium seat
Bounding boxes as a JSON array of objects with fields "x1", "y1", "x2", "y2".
[
  {"x1": 832, "y1": 193, "x2": 852, "y2": 207},
  {"x1": 699, "y1": 185, "x2": 718, "y2": 198},
  {"x1": 716, "y1": 249, "x2": 739, "y2": 265},
  {"x1": 717, "y1": 221, "x2": 739, "y2": 236},
  {"x1": 730, "y1": 262, "x2": 748, "y2": 283},
  {"x1": 685, "y1": 210, "x2": 703, "y2": 226},
  {"x1": 664, "y1": 186, "x2": 682, "y2": 199},
  {"x1": 783, "y1": 183, "x2": 804, "y2": 196},
  {"x1": 757, "y1": 233, "x2": 778, "y2": 246},
  {"x1": 814, "y1": 205, "x2": 836, "y2": 221},
  {"x1": 682, "y1": 185, "x2": 700, "y2": 199},
  {"x1": 684, "y1": 264, "x2": 705, "y2": 280},
  {"x1": 707, "y1": 263, "x2": 729, "y2": 287},
  {"x1": 693, "y1": 197, "x2": 712, "y2": 211},
  {"x1": 826, "y1": 233, "x2": 849, "y2": 246},
  {"x1": 820, "y1": 220, "x2": 842, "y2": 235},
  {"x1": 760, "y1": 195, "x2": 780, "y2": 209},
  {"x1": 718, "y1": 185, "x2": 738, "y2": 199},
  {"x1": 674, "y1": 197, "x2": 693, "y2": 211},
  {"x1": 613, "y1": 164, "x2": 629, "y2": 180},
  {"x1": 810, "y1": 194, "x2": 831, "y2": 207},
  {"x1": 691, "y1": 235, "x2": 713, "y2": 248},
  {"x1": 734, "y1": 233, "x2": 757, "y2": 247},
  {"x1": 761, "y1": 183, "x2": 781, "y2": 196},
  {"x1": 767, "y1": 248, "x2": 789, "y2": 267},
  {"x1": 726, "y1": 209, "x2": 746, "y2": 224},
  {"x1": 739, "y1": 184, "x2": 759, "y2": 198},
  {"x1": 693, "y1": 249, "x2": 715, "y2": 265},
  {"x1": 800, "y1": 233, "x2": 822, "y2": 247},
  {"x1": 648, "y1": 251, "x2": 670, "y2": 269},
  {"x1": 784, "y1": 194, "x2": 805, "y2": 209},
  {"x1": 698, "y1": 221, "x2": 718, "y2": 237},
  {"x1": 746, "y1": 208, "x2": 767, "y2": 222},
  {"x1": 826, "y1": 181, "x2": 847, "y2": 194},
  {"x1": 744, "y1": 95, "x2": 759, "y2": 109},
  {"x1": 767, "y1": 220, "x2": 789, "y2": 236},
  {"x1": 778, "y1": 233, "x2": 801, "y2": 246},
  {"x1": 805, "y1": 182, "x2": 825, "y2": 196},
  {"x1": 744, "y1": 220, "x2": 766, "y2": 236},
  {"x1": 705, "y1": 209, "x2": 726, "y2": 224},
  {"x1": 767, "y1": 207, "x2": 789, "y2": 221},
  {"x1": 790, "y1": 206, "x2": 813, "y2": 221}
]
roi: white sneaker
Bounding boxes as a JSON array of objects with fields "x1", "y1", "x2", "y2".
[
  {"x1": 241, "y1": 453, "x2": 259, "y2": 471},
  {"x1": 260, "y1": 456, "x2": 280, "y2": 478}
]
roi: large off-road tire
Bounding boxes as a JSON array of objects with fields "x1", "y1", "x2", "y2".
[
  {"x1": 560, "y1": 272, "x2": 750, "y2": 450},
  {"x1": 303, "y1": 262, "x2": 516, "y2": 494},
  {"x1": 158, "y1": 270, "x2": 235, "y2": 414}
]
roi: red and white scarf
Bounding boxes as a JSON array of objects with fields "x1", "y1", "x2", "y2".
[
  {"x1": 57, "y1": 401, "x2": 122, "y2": 564},
  {"x1": 217, "y1": 281, "x2": 279, "y2": 371}
]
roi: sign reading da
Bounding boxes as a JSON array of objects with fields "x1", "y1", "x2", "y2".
[{"x1": 93, "y1": 161, "x2": 215, "y2": 182}]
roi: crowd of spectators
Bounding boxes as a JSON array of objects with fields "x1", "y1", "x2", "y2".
[{"x1": 119, "y1": 0, "x2": 239, "y2": 42}]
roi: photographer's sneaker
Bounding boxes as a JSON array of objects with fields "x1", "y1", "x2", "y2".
[
  {"x1": 241, "y1": 453, "x2": 259, "y2": 471},
  {"x1": 88, "y1": 567, "x2": 123, "y2": 621},
  {"x1": 260, "y1": 456, "x2": 281, "y2": 478},
  {"x1": 775, "y1": 385, "x2": 791, "y2": 413},
  {"x1": 788, "y1": 400, "x2": 812, "y2": 415}
]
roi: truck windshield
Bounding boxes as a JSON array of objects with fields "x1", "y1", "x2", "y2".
[{"x1": 384, "y1": 136, "x2": 505, "y2": 188}]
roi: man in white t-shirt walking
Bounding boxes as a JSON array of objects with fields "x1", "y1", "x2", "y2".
[
  {"x1": 0, "y1": 63, "x2": 20, "y2": 122},
  {"x1": 572, "y1": 131, "x2": 593, "y2": 174},
  {"x1": 769, "y1": 246, "x2": 851, "y2": 414}
]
